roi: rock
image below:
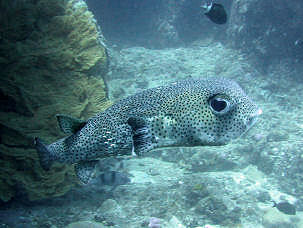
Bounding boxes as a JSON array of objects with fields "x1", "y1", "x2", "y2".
[
  {"x1": 266, "y1": 131, "x2": 289, "y2": 142},
  {"x1": 262, "y1": 208, "x2": 303, "y2": 228},
  {"x1": 165, "y1": 216, "x2": 186, "y2": 228},
  {"x1": 180, "y1": 165, "x2": 277, "y2": 226},
  {"x1": 195, "y1": 196, "x2": 229, "y2": 223},
  {"x1": 66, "y1": 221, "x2": 106, "y2": 228},
  {"x1": 97, "y1": 199, "x2": 125, "y2": 226},
  {"x1": 0, "y1": 0, "x2": 110, "y2": 202},
  {"x1": 227, "y1": 0, "x2": 303, "y2": 63}
]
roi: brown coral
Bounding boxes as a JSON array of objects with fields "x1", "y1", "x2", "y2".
[{"x1": 0, "y1": 0, "x2": 111, "y2": 201}]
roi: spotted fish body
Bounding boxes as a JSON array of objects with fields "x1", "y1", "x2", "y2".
[{"x1": 35, "y1": 77, "x2": 261, "y2": 184}]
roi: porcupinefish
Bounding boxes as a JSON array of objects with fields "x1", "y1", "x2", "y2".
[{"x1": 34, "y1": 77, "x2": 261, "y2": 184}]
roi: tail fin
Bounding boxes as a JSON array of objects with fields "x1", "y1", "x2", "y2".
[{"x1": 34, "y1": 137, "x2": 53, "y2": 170}]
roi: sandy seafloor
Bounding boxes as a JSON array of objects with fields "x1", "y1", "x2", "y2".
[{"x1": 1, "y1": 40, "x2": 303, "y2": 228}]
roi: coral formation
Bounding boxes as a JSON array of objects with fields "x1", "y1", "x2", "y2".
[{"x1": 0, "y1": 0, "x2": 110, "y2": 201}]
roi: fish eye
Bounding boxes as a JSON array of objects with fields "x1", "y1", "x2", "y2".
[{"x1": 209, "y1": 95, "x2": 231, "y2": 114}]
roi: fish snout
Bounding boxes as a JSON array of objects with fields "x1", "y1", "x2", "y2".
[{"x1": 246, "y1": 108, "x2": 262, "y2": 128}]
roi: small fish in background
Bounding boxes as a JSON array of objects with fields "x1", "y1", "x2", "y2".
[
  {"x1": 201, "y1": 0, "x2": 227, "y2": 24},
  {"x1": 273, "y1": 201, "x2": 296, "y2": 215},
  {"x1": 98, "y1": 171, "x2": 131, "y2": 187},
  {"x1": 91, "y1": 159, "x2": 131, "y2": 187},
  {"x1": 87, "y1": 170, "x2": 131, "y2": 193}
]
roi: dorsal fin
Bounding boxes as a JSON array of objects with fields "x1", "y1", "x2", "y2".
[{"x1": 56, "y1": 114, "x2": 86, "y2": 134}]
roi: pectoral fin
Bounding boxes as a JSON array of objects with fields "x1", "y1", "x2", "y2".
[
  {"x1": 75, "y1": 160, "x2": 99, "y2": 184},
  {"x1": 56, "y1": 114, "x2": 86, "y2": 134},
  {"x1": 127, "y1": 116, "x2": 156, "y2": 156}
]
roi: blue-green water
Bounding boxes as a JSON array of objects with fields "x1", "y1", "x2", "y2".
[{"x1": 1, "y1": 0, "x2": 303, "y2": 227}]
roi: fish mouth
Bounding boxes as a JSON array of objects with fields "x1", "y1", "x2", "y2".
[
  {"x1": 241, "y1": 108, "x2": 262, "y2": 137},
  {"x1": 248, "y1": 108, "x2": 262, "y2": 128}
]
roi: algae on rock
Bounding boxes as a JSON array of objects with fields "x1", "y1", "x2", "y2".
[{"x1": 0, "y1": 0, "x2": 110, "y2": 201}]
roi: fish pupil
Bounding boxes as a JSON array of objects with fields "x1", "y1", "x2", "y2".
[{"x1": 210, "y1": 98, "x2": 227, "y2": 112}]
